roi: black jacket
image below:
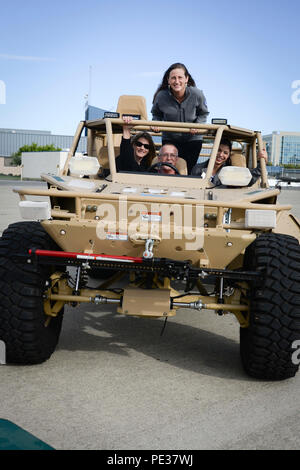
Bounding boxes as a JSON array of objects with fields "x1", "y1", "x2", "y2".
[{"x1": 116, "y1": 137, "x2": 149, "y2": 172}]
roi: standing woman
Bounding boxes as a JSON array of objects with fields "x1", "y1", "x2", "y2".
[
  {"x1": 116, "y1": 116, "x2": 156, "y2": 172},
  {"x1": 151, "y1": 63, "x2": 209, "y2": 173}
]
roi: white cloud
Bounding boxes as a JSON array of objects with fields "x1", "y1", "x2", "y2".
[{"x1": 0, "y1": 53, "x2": 55, "y2": 62}]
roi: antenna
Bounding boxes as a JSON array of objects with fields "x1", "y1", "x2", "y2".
[
  {"x1": 88, "y1": 65, "x2": 92, "y2": 105},
  {"x1": 84, "y1": 66, "x2": 92, "y2": 121}
]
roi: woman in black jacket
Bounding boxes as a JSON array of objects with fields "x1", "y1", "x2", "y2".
[
  {"x1": 116, "y1": 116, "x2": 156, "y2": 172},
  {"x1": 151, "y1": 63, "x2": 209, "y2": 173},
  {"x1": 191, "y1": 138, "x2": 268, "y2": 186}
]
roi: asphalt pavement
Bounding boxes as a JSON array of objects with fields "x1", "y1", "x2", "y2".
[{"x1": 0, "y1": 182, "x2": 299, "y2": 451}]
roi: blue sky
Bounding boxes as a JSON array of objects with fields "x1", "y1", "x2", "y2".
[{"x1": 0, "y1": 0, "x2": 299, "y2": 136}]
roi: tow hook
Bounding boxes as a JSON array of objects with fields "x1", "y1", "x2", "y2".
[{"x1": 143, "y1": 239, "x2": 155, "y2": 259}]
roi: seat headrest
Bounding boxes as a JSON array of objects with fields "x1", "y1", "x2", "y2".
[
  {"x1": 116, "y1": 95, "x2": 148, "y2": 120},
  {"x1": 230, "y1": 150, "x2": 246, "y2": 168},
  {"x1": 98, "y1": 146, "x2": 120, "y2": 169}
]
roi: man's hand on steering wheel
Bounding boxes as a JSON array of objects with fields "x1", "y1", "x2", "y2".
[{"x1": 148, "y1": 162, "x2": 180, "y2": 175}]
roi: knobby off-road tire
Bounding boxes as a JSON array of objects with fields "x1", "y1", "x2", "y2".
[
  {"x1": 241, "y1": 233, "x2": 300, "y2": 380},
  {"x1": 0, "y1": 221, "x2": 65, "y2": 364}
]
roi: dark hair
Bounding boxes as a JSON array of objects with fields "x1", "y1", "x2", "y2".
[
  {"x1": 218, "y1": 138, "x2": 232, "y2": 167},
  {"x1": 153, "y1": 63, "x2": 196, "y2": 102},
  {"x1": 220, "y1": 138, "x2": 232, "y2": 152},
  {"x1": 131, "y1": 131, "x2": 156, "y2": 167}
]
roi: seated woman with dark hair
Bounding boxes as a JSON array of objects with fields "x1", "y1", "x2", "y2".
[
  {"x1": 116, "y1": 116, "x2": 156, "y2": 172},
  {"x1": 191, "y1": 138, "x2": 267, "y2": 185}
]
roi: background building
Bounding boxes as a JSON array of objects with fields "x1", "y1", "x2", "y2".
[
  {"x1": 0, "y1": 105, "x2": 107, "y2": 177},
  {"x1": 0, "y1": 127, "x2": 87, "y2": 162},
  {"x1": 22, "y1": 151, "x2": 84, "y2": 179},
  {"x1": 263, "y1": 131, "x2": 300, "y2": 166},
  {"x1": 85, "y1": 104, "x2": 107, "y2": 121},
  {"x1": 0, "y1": 104, "x2": 109, "y2": 164}
]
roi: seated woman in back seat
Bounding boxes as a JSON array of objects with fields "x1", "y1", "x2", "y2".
[
  {"x1": 191, "y1": 138, "x2": 268, "y2": 185},
  {"x1": 116, "y1": 116, "x2": 156, "y2": 172}
]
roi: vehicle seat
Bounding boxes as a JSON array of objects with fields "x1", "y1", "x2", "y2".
[
  {"x1": 97, "y1": 95, "x2": 149, "y2": 169},
  {"x1": 230, "y1": 149, "x2": 246, "y2": 167},
  {"x1": 116, "y1": 95, "x2": 148, "y2": 120},
  {"x1": 98, "y1": 146, "x2": 120, "y2": 169},
  {"x1": 113, "y1": 95, "x2": 148, "y2": 148},
  {"x1": 151, "y1": 156, "x2": 188, "y2": 175}
]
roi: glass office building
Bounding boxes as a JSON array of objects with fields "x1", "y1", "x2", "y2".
[
  {"x1": 263, "y1": 131, "x2": 300, "y2": 165},
  {"x1": 85, "y1": 104, "x2": 107, "y2": 121},
  {"x1": 281, "y1": 134, "x2": 300, "y2": 164}
]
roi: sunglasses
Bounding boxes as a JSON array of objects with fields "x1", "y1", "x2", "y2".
[{"x1": 135, "y1": 141, "x2": 150, "y2": 150}]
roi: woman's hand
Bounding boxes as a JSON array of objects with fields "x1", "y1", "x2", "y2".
[
  {"x1": 258, "y1": 149, "x2": 268, "y2": 162},
  {"x1": 122, "y1": 115, "x2": 133, "y2": 138},
  {"x1": 150, "y1": 126, "x2": 160, "y2": 133},
  {"x1": 190, "y1": 128, "x2": 199, "y2": 135}
]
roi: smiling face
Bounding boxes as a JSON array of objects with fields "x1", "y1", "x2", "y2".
[
  {"x1": 158, "y1": 144, "x2": 178, "y2": 174},
  {"x1": 213, "y1": 143, "x2": 231, "y2": 172},
  {"x1": 133, "y1": 137, "x2": 150, "y2": 164},
  {"x1": 167, "y1": 67, "x2": 189, "y2": 97}
]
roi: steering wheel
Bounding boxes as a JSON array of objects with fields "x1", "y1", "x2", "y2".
[{"x1": 149, "y1": 162, "x2": 180, "y2": 175}]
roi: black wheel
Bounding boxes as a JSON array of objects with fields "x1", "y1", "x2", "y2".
[
  {"x1": 0, "y1": 222, "x2": 65, "y2": 364},
  {"x1": 240, "y1": 233, "x2": 300, "y2": 380}
]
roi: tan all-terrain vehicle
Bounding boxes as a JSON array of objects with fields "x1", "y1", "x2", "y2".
[{"x1": 0, "y1": 95, "x2": 299, "y2": 380}]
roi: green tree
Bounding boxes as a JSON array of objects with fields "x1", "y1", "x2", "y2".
[
  {"x1": 11, "y1": 143, "x2": 62, "y2": 166},
  {"x1": 282, "y1": 163, "x2": 300, "y2": 169}
]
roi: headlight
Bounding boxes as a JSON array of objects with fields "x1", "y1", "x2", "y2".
[
  {"x1": 69, "y1": 156, "x2": 100, "y2": 176},
  {"x1": 218, "y1": 166, "x2": 252, "y2": 186},
  {"x1": 245, "y1": 209, "x2": 276, "y2": 229},
  {"x1": 19, "y1": 201, "x2": 51, "y2": 220}
]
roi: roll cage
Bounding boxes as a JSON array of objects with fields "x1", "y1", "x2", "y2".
[{"x1": 61, "y1": 118, "x2": 269, "y2": 189}]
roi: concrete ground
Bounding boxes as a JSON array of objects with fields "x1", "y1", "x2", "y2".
[{"x1": 0, "y1": 182, "x2": 299, "y2": 450}]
